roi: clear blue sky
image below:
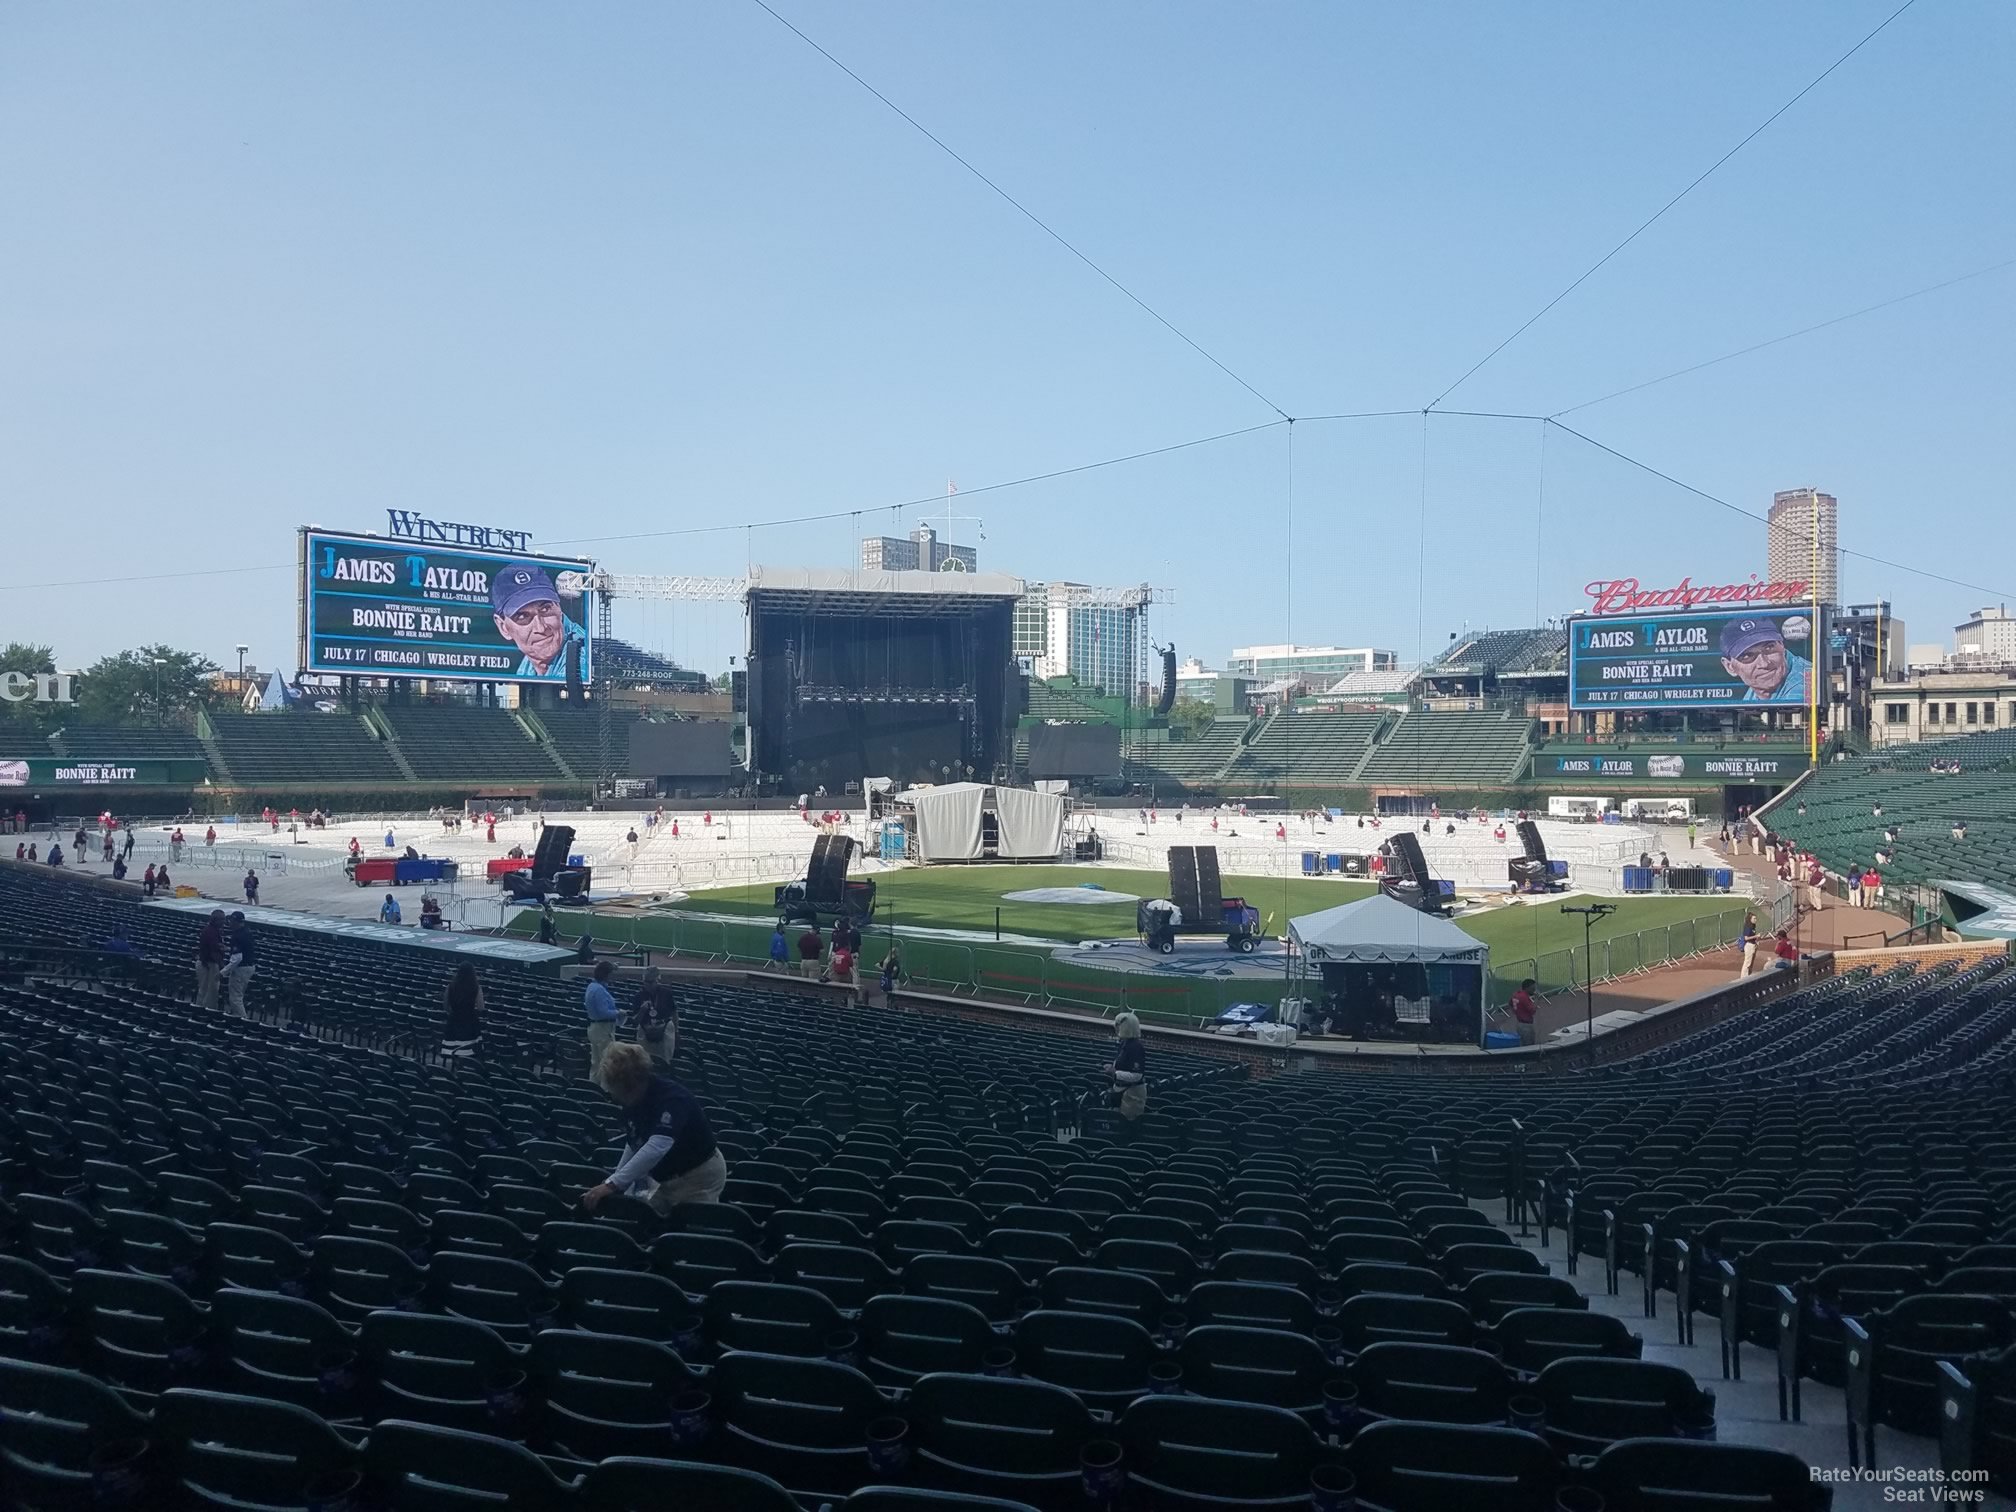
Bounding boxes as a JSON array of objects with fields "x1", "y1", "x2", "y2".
[{"x1": 2, "y1": 1, "x2": 2010, "y2": 677}]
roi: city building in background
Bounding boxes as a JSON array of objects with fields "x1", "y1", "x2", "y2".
[
  {"x1": 1827, "y1": 601, "x2": 1903, "y2": 743},
  {"x1": 1872, "y1": 666, "x2": 2016, "y2": 746},
  {"x1": 859, "y1": 523, "x2": 977, "y2": 574},
  {"x1": 1955, "y1": 606, "x2": 2016, "y2": 663},
  {"x1": 1172, "y1": 657, "x2": 1253, "y2": 714},
  {"x1": 1767, "y1": 489, "x2": 1840, "y2": 606},
  {"x1": 1226, "y1": 644, "x2": 1396, "y2": 683},
  {"x1": 1020, "y1": 581, "x2": 1144, "y2": 701}
]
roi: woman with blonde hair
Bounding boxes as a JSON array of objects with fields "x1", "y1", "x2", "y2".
[
  {"x1": 1106, "y1": 1012, "x2": 1147, "y2": 1120},
  {"x1": 580, "y1": 1042, "x2": 727, "y2": 1213}
]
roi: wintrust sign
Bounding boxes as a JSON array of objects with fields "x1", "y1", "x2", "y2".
[
  {"x1": 0, "y1": 672, "x2": 76, "y2": 704},
  {"x1": 1584, "y1": 576, "x2": 1810, "y2": 617}
]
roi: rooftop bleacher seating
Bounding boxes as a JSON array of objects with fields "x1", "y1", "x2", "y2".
[
  {"x1": 1358, "y1": 710, "x2": 1534, "y2": 787},
  {"x1": 1429, "y1": 628, "x2": 1567, "y2": 678},
  {"x1": 379, "y1": 706, "x2": 570, "y2": 784},
  {"x1": 10, "y1": 867, "x2": 2016, "y2": 1505},
  {"x1": 207, "y1": 710, "x2": 406, "y2": 786}
]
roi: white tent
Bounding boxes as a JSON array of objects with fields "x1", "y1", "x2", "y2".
[
  {"x1": 908, "y1": 782, "x2": 1066, "y2": 862},
  {"x1": 1288, "y1": 892, "x2": 1489, "y2": 965}
]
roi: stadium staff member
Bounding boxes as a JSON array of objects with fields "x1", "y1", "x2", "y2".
[
  {"x1": 583, "y1": 960, "x2": 621, "y2": 1079},
  {"x1": 489, "y1": 563, "x2": 585, "y2": 680},
  {"x1": 1737, "y1": 914, "x2": 1759, "y2": 977},
  {"x1": 225, "y1": 911, "x2": 258, "y2": 1016},
  {"x1": 379, "y1": 892, "x2": 402, "y2": 925},
  {"x1": 1509, "y1": 979, "x2": 1539, "y2": 1047},
  {"x1": 195, "y1": 908, "x2": 227, "y2": 1011},
  {"x1": 632, "y1": 964, "x2": 675, "y2": 1065},
  {"x1": 441, "y1": 962, "x2": 483, "y2": 1061},
  {"x1": 796, "y1": 923, "x2": 823, "y2": 978},
  {"x1": 1106, "y1": 1012, "x2": 1147, "y2": 1120},
  {"x1": 1719, "y1": 617, "x2": 1809, "y2": 705},
  {"x1": 581, "y1": 1042, "x2": 727, "y2": 1212}
]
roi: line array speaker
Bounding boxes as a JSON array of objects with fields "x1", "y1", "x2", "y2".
[{"x1": 1195, "y1": 845, "x2": 1223, "y2": 917}]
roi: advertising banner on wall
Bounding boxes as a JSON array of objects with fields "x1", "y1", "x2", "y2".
[
  {"x1": 1567, "y1": 607, "x2": 1823, "y2": 711},
  {"x1": 0, "y1": 758, "x2": 208, "y2": 788},
  {"x1": 1544, "y1": 751, "x2": 1798, "y2": 782},
  {"x1": 299, "y1": 529, "x2": 595, "y2": 685}
]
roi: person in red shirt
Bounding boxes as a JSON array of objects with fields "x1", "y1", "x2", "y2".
[
  {"x1": 1274, "y1": 822, "x2": 1286, "y2": 842},
  {"x1": 1510, "y1": 978, "x2": 1538, "y2": 1047},
  {"x1": 1804, "y1": 856, "x2": 1824, "y2": 912},
  {"x1": 1774, "y1": 931, "x2": 1798, "y2": 970},
  {"x1": 829, "y1": 942, "x2": 854, "y2": 992},
  {"x1": 1863, "y1": 867, "x2": 1882, "y2": 905}
]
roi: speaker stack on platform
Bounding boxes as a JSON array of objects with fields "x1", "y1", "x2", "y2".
[
  {"x1": 1378, "y1": 831, "x2": 1452, "y2": 916},
  {"x1": 502, "y1": 824, "x2": 592, "y2": 902},
  {"x1": 807, "y1": 834, "x2": 857, "y2": 903},
  {"x1": 1507, "y1": 819, "x2": 1562, "y2": 893}
]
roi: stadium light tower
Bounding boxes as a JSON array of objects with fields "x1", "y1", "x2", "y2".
[
  {"x1": 235, "y1": 644, "x2": 249, "y2": 691},
  {"x1": 1560, "y1": 901, "x2": 1616, "y2": 1063}
]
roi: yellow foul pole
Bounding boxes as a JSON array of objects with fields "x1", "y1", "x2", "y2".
[{"x1": 1809, "y1": 489, "x2": 1821, "y2": 768}]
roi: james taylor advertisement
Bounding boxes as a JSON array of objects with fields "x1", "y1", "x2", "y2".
[
  {"x1": 1568, "y1": 607, "x2": 1818, "y2": 711},
  {"x1": 301, "y1": 530, "x2": 594, "y2": 683}
]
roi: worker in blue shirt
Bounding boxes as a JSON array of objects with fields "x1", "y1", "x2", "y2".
[
  {"x1": 583, "y1": 960, "x2": 621, "y2": 1080},
  {"x1": 380, "y1": 892, "x2": 402, "y2": 925}
]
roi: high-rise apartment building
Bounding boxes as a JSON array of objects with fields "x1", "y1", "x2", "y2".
[
  {"x1": 1018, "y1": 582, "x2": 1142, "y2": 700},
  {"x1": 1767, "y1": 489, "x2": 1839, "y2": 606}
]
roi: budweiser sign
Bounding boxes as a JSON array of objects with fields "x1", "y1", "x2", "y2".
[{"x1": 1583, "y1": 575, "x2": 1810, "y2": 617}]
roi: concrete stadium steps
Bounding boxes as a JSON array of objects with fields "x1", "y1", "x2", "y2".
[{"x1": 207, "y1": 710, "x2": 407, "y2": 786}]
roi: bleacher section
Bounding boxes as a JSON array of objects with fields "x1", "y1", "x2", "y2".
[
  {"x1": 207, "y1": 710, "x2": 406, "y2": 786},
  {"x1": 1128, "y1": 718, "x2": 1249, "y2": 785},
  {"x1": 595, "y1": 638, "x2": 709, "y2": 690},
  {"x1": 1025, "y1": 679, "x2": 1124, "y2": 723},
  {"x1": 1769, "y1": 760, "x2": 2016, "y2": 894},
  {"x1": 1226, "y1": 710, "x2": 1386, "y2": 787},
  {"x1": 537, "y1": 707, "x2": 644, "y2": 781},
  {"x1": 378, "y1": 706, "x2": 568, "y2": 784},
  {"x1": 7, "y1": 866, "x2": 2016, "y2": 1504},
  {"x1": 44, "y1": 724, "x2": 207, "y2": 760},
  {"x1": 1429, "y1": 628, "x2": 1567, "y2": 678},
  {"x1": 1358, "y1": 710, "x2": 1533, "y2": 787}
]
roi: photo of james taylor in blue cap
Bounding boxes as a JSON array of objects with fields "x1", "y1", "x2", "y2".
[
  {"x1": 490, "y1": 563, "x2": 587, "y2": 679},
  {"x1": 1719, "y1": 615, "x2": 1809, "y2": 704}
]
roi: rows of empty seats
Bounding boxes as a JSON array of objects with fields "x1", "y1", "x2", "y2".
[
  {"x1": 377, "y1": 705, "x2": 570, "y2": 784},
  {"x1": 12, "y1": 868, "x2": 2016, "y2": 1504},
  {"x1": 1127, "y1": 720, "x2": 1249, "y2": 784},
  {"x1": 44, "y1": 723, "x2": 208, "y2": 760},
  {"x1": 533, "y1": 707, "x2": 643, "y2": 781},
  {"x1": 1224, "y1": 711, "x2": 1386, "y2": 785},
  {"x1": 206, "y1": 710, "x2": 407, "y2": 786},
  {"x1": 1767, "y1": 754, "x2": 2016, "y2": 893},
  {"x1": 1357, "y1": 711, "x2": 1534, "y2": 786}
]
